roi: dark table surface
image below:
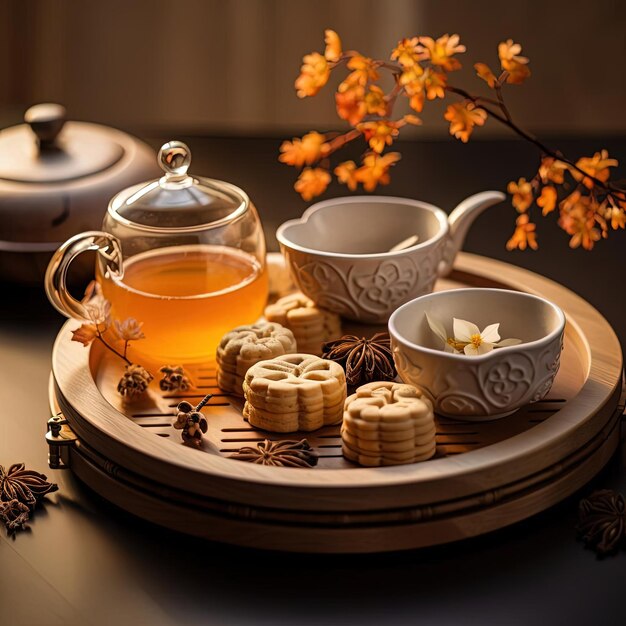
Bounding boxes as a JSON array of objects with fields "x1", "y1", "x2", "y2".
[{"x1": 1, "y1": 134, "x2": 625, "y2": 626}]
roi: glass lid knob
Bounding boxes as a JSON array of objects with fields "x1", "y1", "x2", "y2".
[{"x1": 158, "y1": 140, "x2": 191, "y2": 181}]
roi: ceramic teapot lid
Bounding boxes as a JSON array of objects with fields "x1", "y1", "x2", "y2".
[
  {"x1": 109, "y1": 140, "x2": 247, "y2": 229},
  {"x1": 0, "y1": 103, "x2": 125, "y2": 183}
]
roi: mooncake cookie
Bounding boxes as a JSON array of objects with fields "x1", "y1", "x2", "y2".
[
  {"x1": 217, "y1": 322, "x2": 297, "y2": 395},
  {"x1": 341, "y1": 381, "x2": 436, "y2": 466},
  {"x1": 265, "y1": 293, "x2": 341, "y2": 356},
  {"x1": 243, "y1": 353, "x2": 347, "y2": 432}
]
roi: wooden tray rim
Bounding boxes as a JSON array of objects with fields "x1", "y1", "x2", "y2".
[{"x1": 51, "y1": 252, "x2": 623, "y2": 500}]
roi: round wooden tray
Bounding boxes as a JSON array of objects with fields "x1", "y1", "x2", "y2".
[{"x1": 49, "y1": 252, "x2": 624, "y2": 553}]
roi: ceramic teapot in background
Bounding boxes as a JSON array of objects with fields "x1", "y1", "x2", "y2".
[
  {"x1": 0, "y1": 103, "x2": 159, "y2": 284},
  {"x1": 277, "y1": 191, "x2": 505, "y2": 324},
  {"x1": 45, "y1": 141, "x2": 268, "y2": 365}
]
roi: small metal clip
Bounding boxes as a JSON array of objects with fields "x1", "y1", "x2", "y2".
[{"x1": 46, "y1": 415, "x2": 78, "y2": 470}]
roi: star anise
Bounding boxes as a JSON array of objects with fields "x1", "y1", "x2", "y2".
[
  {"x1": 229, "y1": 439, "x2": 318, "y2": 467},
  {"x1": 0, "y1": 499, "x2": 30, "y2": 535},
  {"x1": 577, "y1": 489, "x2": 626, "y2": 556},
  {"x1": 0, "y1": 463, "x2": 58, "y2": 508},
  {"x1": 322, "y1": 332, "x2": 396, "y2": 387}
]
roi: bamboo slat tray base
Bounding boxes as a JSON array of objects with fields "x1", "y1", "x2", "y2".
[{"x1": 50, "y1": 252, "x2": 625, "y2": 553}]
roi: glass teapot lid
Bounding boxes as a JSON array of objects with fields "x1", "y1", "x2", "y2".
[{"x1": 109, "y1": 141, "x2": 248, "y2": 229}]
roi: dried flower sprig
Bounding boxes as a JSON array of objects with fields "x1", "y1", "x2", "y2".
[
  {"x1": 71, "y1": 282, "x2": 153, "y2": 402},
  {"x1": 426, "y1": 313, "x2": 521, "y2": 356},
  {"x1": 281, "y1": 30, "x2": 625, "y2": 250}
]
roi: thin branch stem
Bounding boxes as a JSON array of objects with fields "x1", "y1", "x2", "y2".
[
  {"x1": 324, "y1": 128, "x2": 362, "y2": 157},
  {"x1": 96, "y1": 330, "x2": 132, "y2": 366},
  {"x1": 444, "y1": 85, "x2": 626, "y2": 198}
]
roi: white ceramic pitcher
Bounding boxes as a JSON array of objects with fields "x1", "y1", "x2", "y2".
[{"x1": 277, "y1": 191, "x2": 505, "y2": 323}]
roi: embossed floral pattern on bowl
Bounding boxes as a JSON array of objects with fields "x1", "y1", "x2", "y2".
[{"x1": 389, "y1": 288, "x2": 566, "y2": 420}]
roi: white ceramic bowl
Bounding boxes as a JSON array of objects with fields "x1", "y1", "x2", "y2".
[
  {"x1": 388, "y1": 288, "x2": 566, "y2": 420},
  {"x1": 277, "y1": 196, "x2": 447, "y2": 323}
]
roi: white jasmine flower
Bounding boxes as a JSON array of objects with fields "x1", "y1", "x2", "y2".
[{"x1": 425, "y1": 313, "x2": 522, "y2": 356}]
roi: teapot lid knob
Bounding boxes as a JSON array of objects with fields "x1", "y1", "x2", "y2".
[
  {"x1": 24, "y1": 102, "x2": 66, "y2": 149},
  {"x1": 158, "y1": 141, "x2": 191, "y2": 180}
]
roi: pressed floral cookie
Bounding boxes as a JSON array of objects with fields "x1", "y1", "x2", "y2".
[
  {"x1": 243, "y1": 353, "x2": 346, "y2": 432},
  {"x1": 217, "y1": 322, "x2": 297, "y2": 395},
  {"x1": 265, "y1": 293, "x2": 341, "y2": 356},
  {"x1": 341, "y1": 381, "x2": 436, "y2": 466}
]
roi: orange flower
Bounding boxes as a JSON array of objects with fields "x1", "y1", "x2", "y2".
[
  {"x1": 506, "y1": 214, "x2": 538, "y2": 251},
  {"x1": 324, "y1": 29, "x2": 342, "y2": 62},
  {"x1": 295, "y1": 52, "x2": 330, "y2": 98},
  {"x1": 354, "y1": 152, "x2": 401, "y2": 192},
  {"x1": 536, "y1": 185, "x2": 557, "y2": 215},
  {"x1": 507, "y1": 177, "x2": 534, "y2": 213},
  {"x1": 474, "y1": 62, "x2": 497, "y2": 88},
  {"x1": 279, "y1": 132, "x2": 328, "y2": 167},
  {"x1": 498, "y1": 39, "x2": 528, "y2": 65},
  {"x1": 400, "y1": 66, "x2": 424, "y2": 89},
  {"x1": 363, "y1": 85, "x2": 387, "y2": 116},
  {"x1": 422, "y1": 69, "x2": 447, "y2": 100},
  {"x1": 400, "y1": 67, "x2": 426, "y2": 112},
  {"x1": 334, "y1": 161, "x2": 359, "y2": 191},
  {"x1": 294, "y1": 167, "x2": 331, "y2": 201},
  {"x1": 573, "y1": 150, "x2": 618, "y2": 189},
  {"x1": 609, "y1": 206, "x2": 626, "y2": 230},
  {"x1": 419, "y1": 34, "x2": 465, "y2": 71},
  {"x1": 409, "y1": 91, "x2": 425, "y2": 113},
  {"x1": 335, "y1": 86, "x2": 367, "y2": 126},
  {"x1": 71, "y1": 323, "x2": 98, "y2": 346},
  {"x1": 391, "y1": 37, "x2": 425, "y2": 68},
  {"x1": 538, "y1": 157, "x2": 568, "y2": 184},
  {"x1": 358, "y1": 120, "x2": 403, "y2": 153},
  {"x1": 498, "y1": 39, "x2": 530, "y2": 85},
  {"x1": 558, "y1": 192, "x2": 601, "y2": 250},
  {"x1": 607, "y1": 206, "x2": 626, "y2": 230},
  {"x1": 342, "y1": 54, "x2": 379, "y2": 88},
  {"x1": 444, "y1": 101, "x2": 487, "y2": 143},
  {"x1": 505, "y1": 62, "x2": 531, "y2": 85}
]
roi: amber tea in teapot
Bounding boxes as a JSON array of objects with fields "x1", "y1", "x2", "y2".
[
  {"x1": 98, "y1": 245, "x2": 267, "y2": 363},
  {"x1": 46, "y1": 141, "x2": 268, "y2": 364}
]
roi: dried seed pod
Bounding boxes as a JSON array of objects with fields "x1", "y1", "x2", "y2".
[
  {"x1": 577, "y1": 489, "x2": 626, "y2": 556},
  {"x1": 173, "y1": 398, "x2": 210, "y2": 447},
  {"x1": 322, "y1": 332, "x2": 396, "y2": 387},
  {"x1": 117, "y1": 364, "x2": 153, "y2": 401},
  {"x1": 159, "y1": 365, "x2": 192, "y2": 392},
  {"x1": 0, "y1": 498, "x2": 31, "y2": 535},
  {"x1": 0, "y1": 463, "x2": 58, "y2": 508}
]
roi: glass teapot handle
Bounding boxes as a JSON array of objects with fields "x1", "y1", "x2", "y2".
[{"x1": 44, "y1": 231, "x2": 122, "y2": 320}]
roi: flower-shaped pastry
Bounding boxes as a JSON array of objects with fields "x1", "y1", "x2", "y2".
[
  {"x1": 342, "y1": 381, "x2": 436, "y2": 466},
  {"x1": 243, "y1": 353, "x2": 346, "y2": 432},
  {"x1": 265, "y1": 293, "x2": 341, "y2": 356},
  {"x1": 217, "y1": 322, "x2": 297, "y2": 395}
]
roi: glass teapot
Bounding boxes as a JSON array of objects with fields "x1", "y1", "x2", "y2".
[{"x1": 45, "y1": 141, "x2": 268, "y2": 365}]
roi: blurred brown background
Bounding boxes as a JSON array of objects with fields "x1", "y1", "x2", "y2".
[{"x1": 1, "y1": 0, "x2": 625, "y2": 136}]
